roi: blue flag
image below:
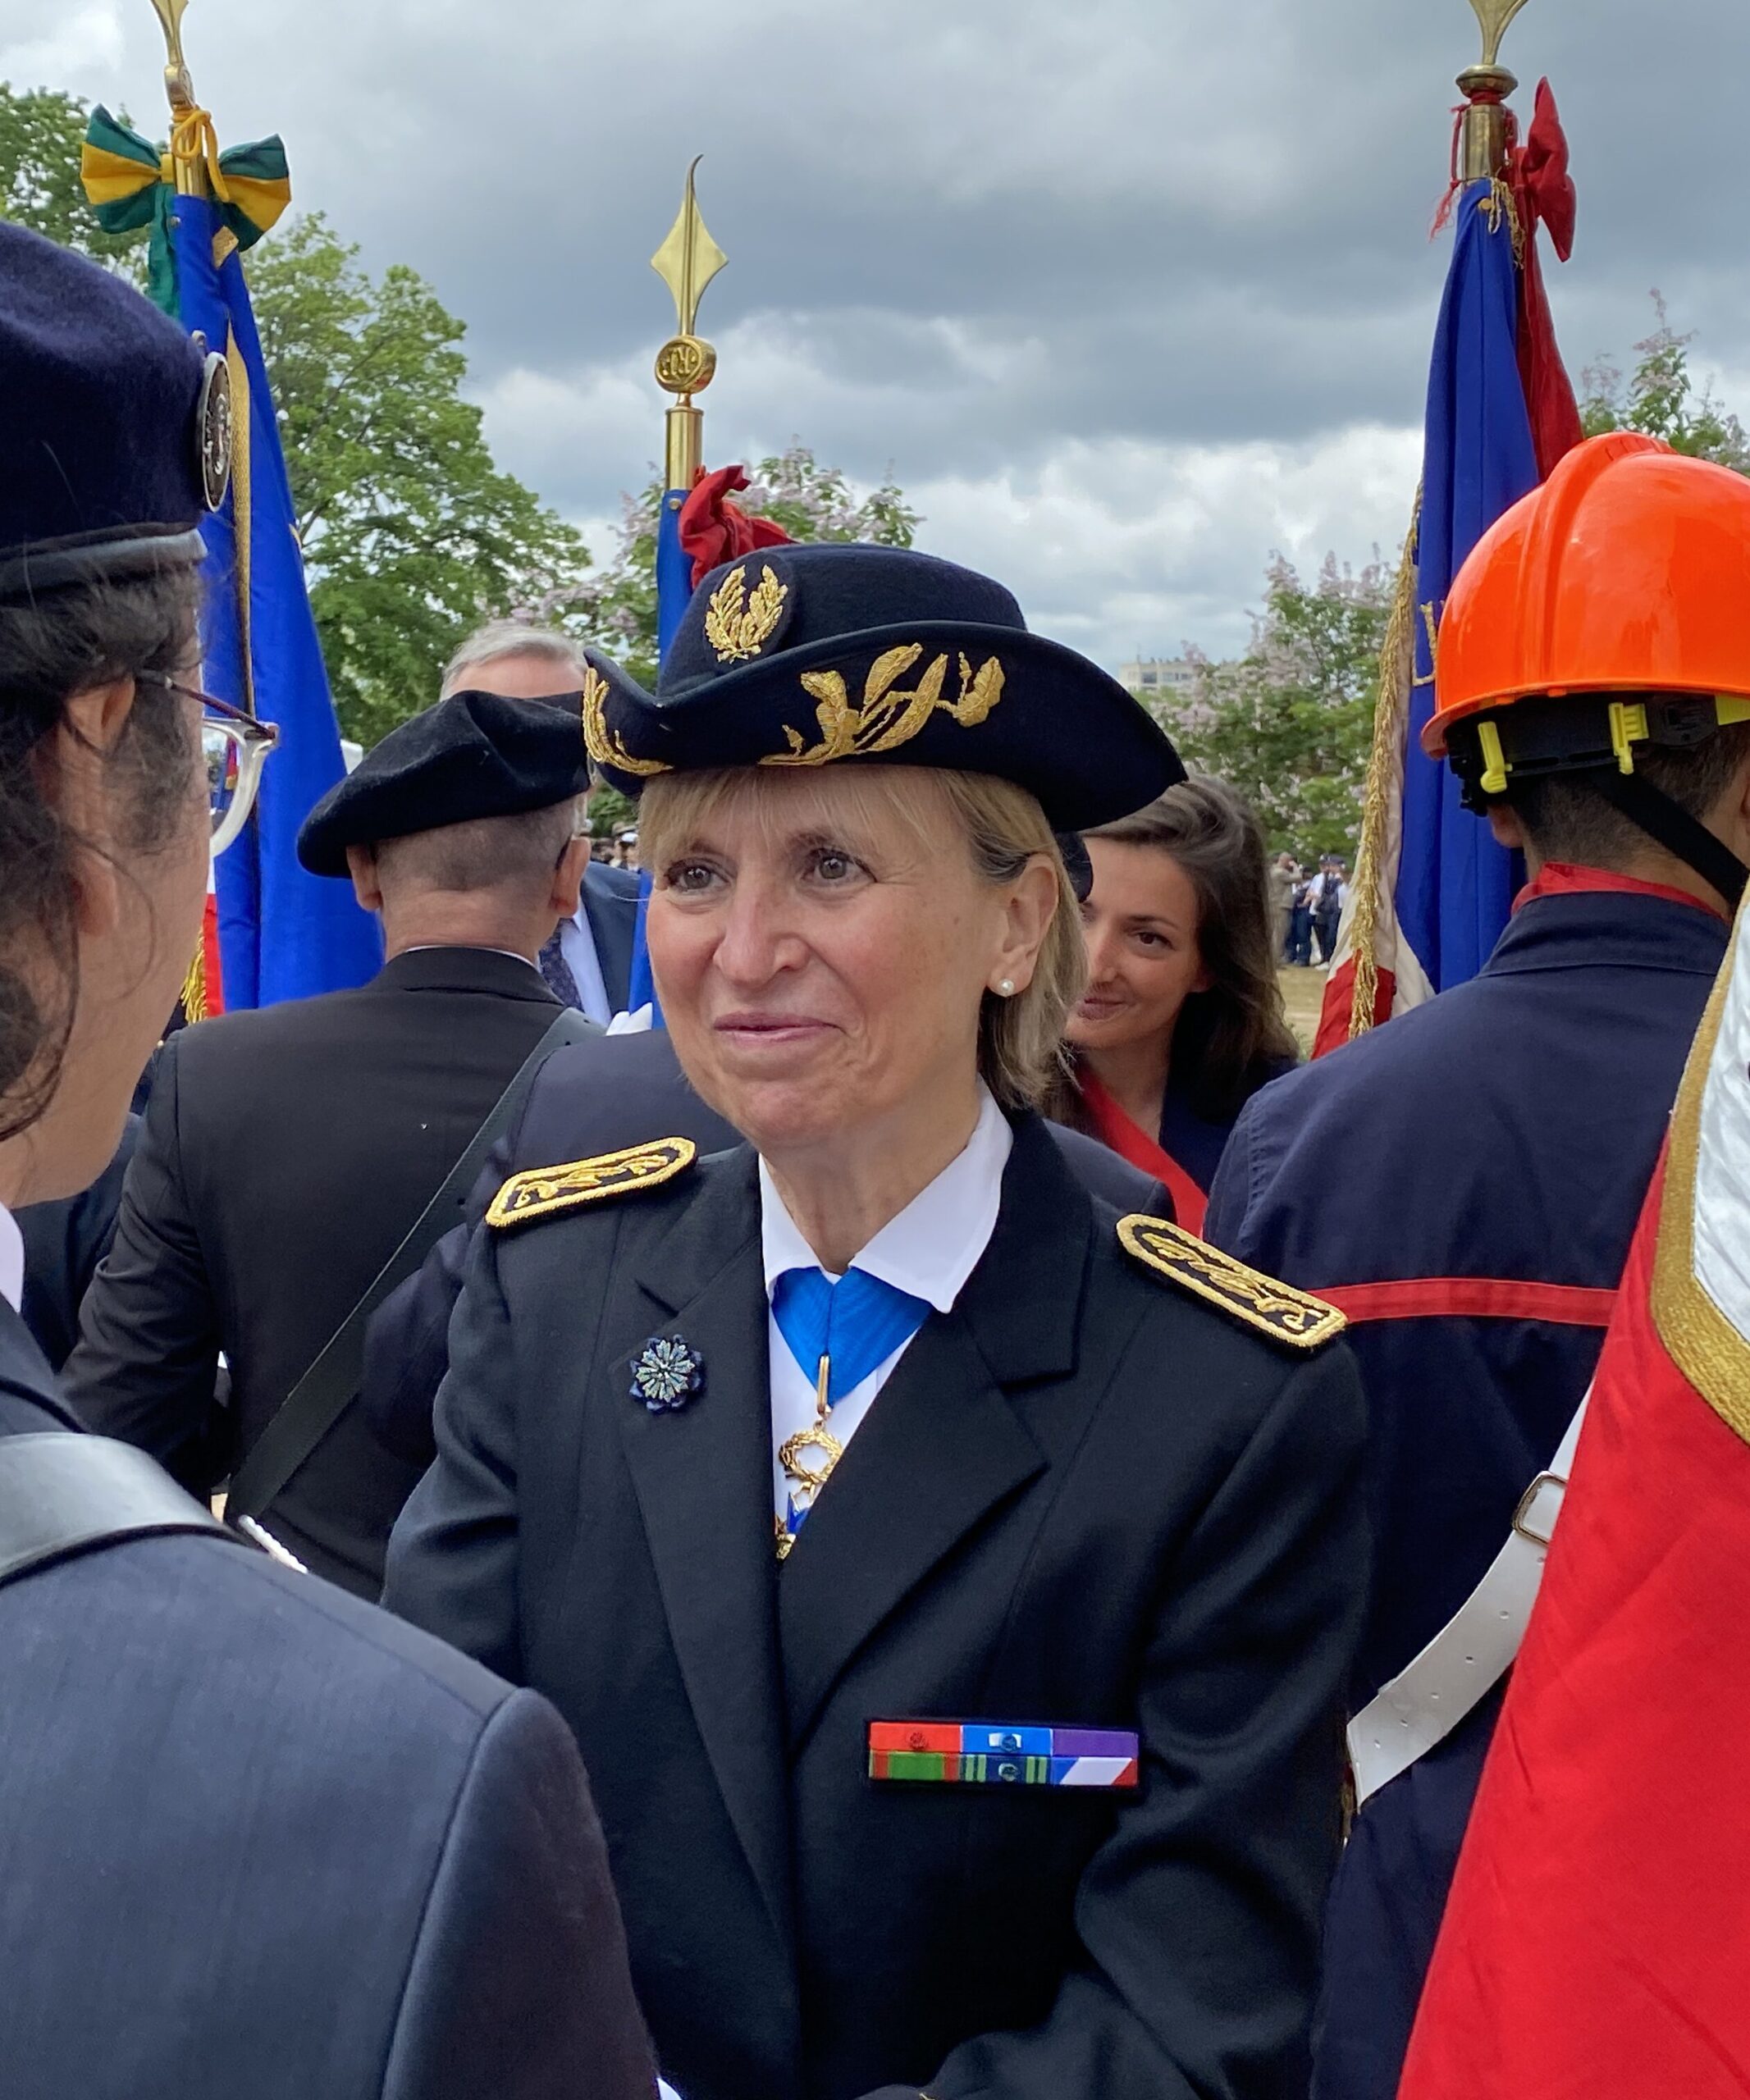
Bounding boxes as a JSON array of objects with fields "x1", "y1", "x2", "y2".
[
  {"x1": 173, "y1": 191, "x2": 382, "y2": 1008},
  {"x1": 626, "y1": 485, "x2": 697, "y2": 1020},
  {"x1": 1395, "y1": 182, "x2": 1538, "y2": 994}
]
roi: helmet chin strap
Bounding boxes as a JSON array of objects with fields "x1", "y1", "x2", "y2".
[{"x1": 1594, "y1": 769, "x2": 1749, "y2": 914}]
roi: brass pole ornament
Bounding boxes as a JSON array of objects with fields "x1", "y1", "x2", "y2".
[
  {"x1": 148, "y1": 0, "x2": 196, "y2": 116},
  {"x1": 651, "y1": 158, "x2": 727, "y2": 490},
  {"x1": 1456, "y1": 0, "x2": 1532, "y2": 180}
]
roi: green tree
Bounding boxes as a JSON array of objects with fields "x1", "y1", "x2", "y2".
[
  {"x1": 0, "y1": 83, "x2": 143, "y2": 272},
  {"x1": 1580, "y1": 293, "x2": 1750, "y2": 472},
  {"x1": 249, "y1": 214, "x2": 591, "y2": 746},
  {"x1": 1152, "y1": 554, "x2": 1391, "y2": 857},
  {"x1": 1, "y1": 83, "x2": 590, "y2": 746}
]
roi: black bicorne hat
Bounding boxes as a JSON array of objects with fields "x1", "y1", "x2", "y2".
[
  {"x1": 583, "y1": 542, "x2": 1184, "y2": 829},
  {"x1": 297, "y1": 687, "x2": 597, "y2": 877},
  {"x1": 0, "y1": 221, "x2": 231, "y2": 603}
]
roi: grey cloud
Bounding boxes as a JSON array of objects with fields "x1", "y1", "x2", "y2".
[{"x1": 10, "y1": 0, "x2": 1750, "y2": 663}]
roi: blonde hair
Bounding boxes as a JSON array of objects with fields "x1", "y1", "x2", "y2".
[{"x1": 637, "y1": 765, "x2": 1086, "y2": 1111}]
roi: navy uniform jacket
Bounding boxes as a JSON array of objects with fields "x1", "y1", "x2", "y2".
[
  {"x1": 65, "y1": 947, "x2": 564, "y2": 1595},
  {"x1": 385, "y1": 1111, "x2": 1368, "y2": 2100},
  {"x1": 1204, "y1": 882, "x2": 1729, "y2": 2100},
  {"x1": 0, "y1": 1299, "x2": 653, "y2": 2100},
  {"x1": 361, "y1": 1030, "x2": 1165, "y2": 1471}
]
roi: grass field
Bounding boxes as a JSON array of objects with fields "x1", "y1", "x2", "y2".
[{"x1": 1278, "y1": 966, "x2": 1327, "y2": 1054}]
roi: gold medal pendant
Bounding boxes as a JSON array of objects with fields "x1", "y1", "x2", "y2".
[{"x1": 775, "y1": 1354, "x2": 840, "y2": 1559}]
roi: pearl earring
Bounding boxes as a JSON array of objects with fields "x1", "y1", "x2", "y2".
[{"x1": 996, "y1": 978, "x2": 1017, "y2": 998}]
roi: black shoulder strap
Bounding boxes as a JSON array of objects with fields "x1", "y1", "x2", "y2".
[
  {"x1": 0, "y1": 1433, "x2": 239, "y2": 1591},
  {"x1": 225, "y1": 1005, "x2": 600, "y2": 1525},
  {"x1": 1596, "y1": 770, "x2": 1750, "y2": 912}
]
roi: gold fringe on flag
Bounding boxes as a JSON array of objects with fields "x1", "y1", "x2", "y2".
[
  {"x1": 1346, "y1": 492, "x2": 1423, "y2": 1042},
  {"x1": 179, "y1": 938, "x2": 208, "y2": 1025}
]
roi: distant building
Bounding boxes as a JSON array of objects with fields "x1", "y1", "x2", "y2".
[{"x1": 1117, "y1": 656, "x2": 1197, "y2": 699}]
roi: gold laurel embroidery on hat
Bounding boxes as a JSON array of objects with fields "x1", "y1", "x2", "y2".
[
  {"x1": 705, "y1": 561, "x2": 788, "y2": 662},
  {"x1": 762, "y1": 646, "x2": 1006, "y2": 769},
  {"x1": 581, "y1": 664, "x2": 671, "y2": 778}
]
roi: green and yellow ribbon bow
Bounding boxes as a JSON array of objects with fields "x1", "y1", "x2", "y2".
[{"x1": 81, "y1": 104, "x2": 291, "y2": 317}]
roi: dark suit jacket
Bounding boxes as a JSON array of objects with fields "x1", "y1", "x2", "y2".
[
  {"x1": 17, "y1": 1114, "x2": 139, "y2": 1370},
  {"x1": 64, "y1": 947, "x2": 564, "y2": 1596},
  {"x1": 583, "y1": 859, "x2": 639, "y2": 1012},
  {"x1": 0, "y1": 1298, "x2": 651, "y2": 2100},
  {"x1": 385, "y1": 1113, "x2": 1368, "y2": 2100},
  {"x1": 361, "y1": 1031, "x2": 1167, "y2": 1469}
]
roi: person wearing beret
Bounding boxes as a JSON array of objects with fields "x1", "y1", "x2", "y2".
[
  {"x1": 66, "y1": 683, "x2": 602, "y2": 1596},
  {"x1": 384, "y1": 541, "x2": 1370, "y2": 2100},
  {"x1": 438, "y1": 618, "x2": 642, "y2": 1019},
  {"x1": 0, "y1": 221, "x2": 651, "y2": 2098}
]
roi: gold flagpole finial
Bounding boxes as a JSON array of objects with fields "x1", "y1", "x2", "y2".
[
  {"x1": 651, "y1": 158, "x2": 727, "y2": 491},
  {"x1": 1468, "y1": 0, "x2": 1531, "y2": 69},
  {"x1": 1456, "y1": 0, "x2": 1529, "y2": 180},
  {"x1": 148, "y1": 0, "x2": 197, "y2": 114}
]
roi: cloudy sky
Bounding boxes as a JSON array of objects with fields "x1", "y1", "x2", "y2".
[{"x1": 7, "y1": 0, "x2": 1748, "y2": 666}]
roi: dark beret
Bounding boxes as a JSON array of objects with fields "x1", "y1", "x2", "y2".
[
  {"x1": 0, "y1": 220, "x2": 226, "y2": 602},
  {"x1": 582, "y1": 541, "x2": 1184, "y2": 830},
  {"x1": 297, "y1": 689, "x2": 592, "y2": 877}
]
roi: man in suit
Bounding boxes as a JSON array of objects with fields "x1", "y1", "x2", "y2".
[
  {"x1": 362, "y1": 1028, "x2": 1166, "y2": 1471},
  {"x1": 441, "y1": 621, "x2": 640, "y2": 1017},
  {"x1": 66, "y1": 689, "x2": 597, "y2": 1595},
  {"x1": 0, "y1": 217, "x2": 651, "y2": 2098}
]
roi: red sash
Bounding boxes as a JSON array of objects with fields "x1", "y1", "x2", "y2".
[{"x1": 1076, "y1": 1071, "x2": 1208, "y2": 1236}]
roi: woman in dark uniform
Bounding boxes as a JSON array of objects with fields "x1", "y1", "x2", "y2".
[{"x1": 385, "y1": 543, "x2": 1368, "y2": 2100}]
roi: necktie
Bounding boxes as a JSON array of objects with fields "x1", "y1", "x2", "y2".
[
  {"x1": 770, "y1": 1266, "x2": 931, "y2": 1554},
  {"x1": 537, "y1": 929, "x2": 581, "y2": 1009}
]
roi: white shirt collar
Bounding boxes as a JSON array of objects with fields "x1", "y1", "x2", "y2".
[
  {"x1": 759, "y1": 1084, "x2": 1012, "y2": 1315},
  {"x1": 0, "y1": 1200, "x2": 22, "y2": 1313}
]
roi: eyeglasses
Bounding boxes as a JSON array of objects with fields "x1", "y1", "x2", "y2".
[{"x1": 138, "y1": 673, "x2": 280, "y2": 855}]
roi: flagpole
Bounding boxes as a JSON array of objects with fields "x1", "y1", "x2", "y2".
[
  {"x1": 147, "y1": 0, "x2": 203, "y2": 185},
  {"x1": 650, "y1": 158, "x2": 727, "y2": 661},
  {"x1": 1336, "y1": 0, "x2": 1536, "y2": 1048}
]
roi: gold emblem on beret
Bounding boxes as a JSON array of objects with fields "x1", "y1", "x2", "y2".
[
  {"x1": 1116, "y1": 1215, "x2": 1346, "y2": 1349},
  {"x1": 195, "y1": 349, "x2": 233, "y2": 513},
  {"x1": 763, "y1": 646, "x2": 1005, "y2": 769},
  {"x1": 581, "y1": 664, "x2": 670, "y2": 778},
  {"x1": 486, "y1": 1138, "x2": 697, "y2": 1229},
  {"x1": 705, "y1": 563, "x2": 788, "y2": 662}
]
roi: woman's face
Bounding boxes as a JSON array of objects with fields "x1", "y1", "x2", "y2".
[
  {"x1": 1067, "y1": 838, "x2": 1210, "y2": 1057},
  {"x1": 647, "y1": 768, "x2": 1039, "y2": 1163}
]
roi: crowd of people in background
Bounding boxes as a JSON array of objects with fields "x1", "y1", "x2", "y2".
[{"x1": 1272, "y1": 849, "x2": 1350, "y2": 966}]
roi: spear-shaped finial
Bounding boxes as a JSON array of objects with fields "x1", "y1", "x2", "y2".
[
  {"x1": 1456, "y1": 0, "x2": 1530, "y2": 180},
  {"x1": 148, "y1": 0, "x2": 197, "y2": 115},
  {"x1": 1469, "y1": 0, "x2": 1531, "y2": 68},
  {"x1": 651, "y1": 158, "x2": 727, "y2": 491}
]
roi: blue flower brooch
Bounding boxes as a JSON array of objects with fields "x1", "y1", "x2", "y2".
[{"x1": 630, "y1": 1334, "x2": 705, "y2": 1413}]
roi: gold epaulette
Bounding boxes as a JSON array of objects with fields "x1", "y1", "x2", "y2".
[
  {"x1": 485, "y1": 1138, "x2": 697, "y2": 1230},
  {"x1": 1116, "y1": 1215, "x2": 1346, "y2": 1350}
]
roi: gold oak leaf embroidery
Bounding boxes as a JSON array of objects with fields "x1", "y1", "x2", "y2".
[
  {"x1": 763, "y1": 647, "x2": 1006, "y2": 768},
  {"x1": 704, "y1": 564, "x2": 788, "y2": 662},
  {"x1": 581, "y1": 664, "x2": 669, "y2": 778}
]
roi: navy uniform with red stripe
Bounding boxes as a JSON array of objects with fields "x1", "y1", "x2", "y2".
[{"x1": 1204, "y1": 864, "x2": 1729, "y2": 2100}]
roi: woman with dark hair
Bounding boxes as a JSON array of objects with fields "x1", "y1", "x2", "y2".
[
  {"x1": 0, "y1": 220, "x2": 652, "y2": 2097},
  {"x1": 1052, "y1": 778, "x2": 1300, "y2": 1232}
]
